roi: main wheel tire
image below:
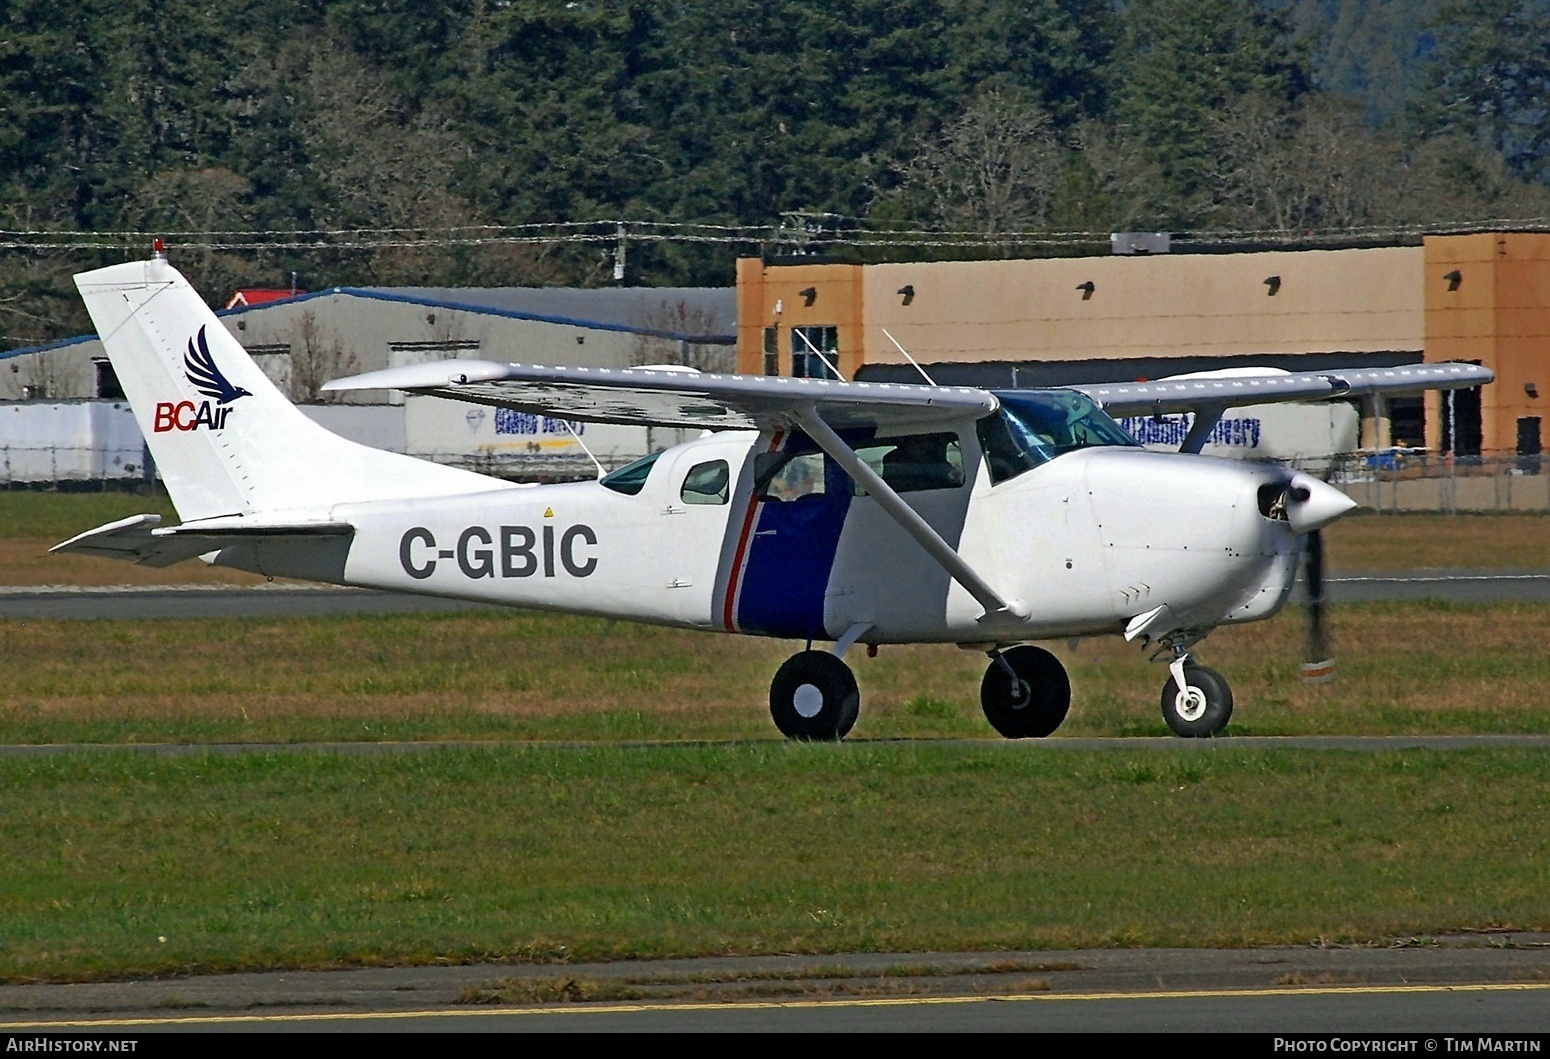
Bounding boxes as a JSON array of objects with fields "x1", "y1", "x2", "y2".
[
  {"x1": 770, "y1": 650, "x2": 860, "y2": 741},
  {"x1": 980, "y1": 645, "x2": 1071, "y2": 739},
  {"x1": 1160, "y1": 663, "x2": 1234, "y2": 738}
]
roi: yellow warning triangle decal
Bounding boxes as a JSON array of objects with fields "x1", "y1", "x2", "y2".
[{"x1": 543, "y1": 507, "x2": 554, "y2": 518}]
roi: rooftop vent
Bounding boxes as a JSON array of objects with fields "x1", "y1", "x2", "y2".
[{"x1": 1110, "y1": 232, "x2": 1170, "y2": 255}]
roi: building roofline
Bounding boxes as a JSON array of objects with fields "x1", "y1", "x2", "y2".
[
  {"x1": 3, "y1": 285, "x2": 737, "y2": 360},
  {"x1": 217, "y1": 286, "x2": 737, "y2": 344}
]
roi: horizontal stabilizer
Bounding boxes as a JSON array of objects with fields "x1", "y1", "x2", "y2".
[
  {"x1": 1079, "y1": 363, "x2": 1495, "y2": 417},
  {"x1": 52, "y1": 514, "x2": 354, "y2": 569},
  {"x1": 324, "y1": 360, "x2": 996, "y2": 431}
]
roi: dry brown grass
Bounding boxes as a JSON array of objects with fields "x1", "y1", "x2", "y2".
[
  {"x1": 1326, "y1": 514, "x2": 1550, "y2": 570},
  {"x1": 0, "y1": 539, "x2": 269, "y2": 586}
]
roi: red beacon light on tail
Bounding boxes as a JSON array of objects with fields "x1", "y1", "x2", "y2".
[{"x1": 152, "y1": 238, "x2": 167, "y2": 260}]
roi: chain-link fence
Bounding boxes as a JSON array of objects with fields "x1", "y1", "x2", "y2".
[{"x1": 1329, "y1": 451, "x2": 1549, "y2": 513}]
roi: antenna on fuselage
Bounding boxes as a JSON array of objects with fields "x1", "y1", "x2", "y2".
[
  {"x1": 794, "y1": 327, "x2": 847, "y2": 381},
  {"x1": 881, "y1": 328, "x2": 938, "y2": 387}
]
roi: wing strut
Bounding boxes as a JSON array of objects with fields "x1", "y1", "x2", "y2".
[{"x1": 791, "y1": 407, "x2": 1029, "y2": 624}]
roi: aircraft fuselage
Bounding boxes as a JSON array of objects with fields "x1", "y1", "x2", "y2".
[{"x1": 220, "y1": 428, "x2": 1304, "y2": 648}]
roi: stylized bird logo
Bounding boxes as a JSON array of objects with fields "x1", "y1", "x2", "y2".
[{"x1": 184, "y1": 325, "x2": 252, "y2": 405}]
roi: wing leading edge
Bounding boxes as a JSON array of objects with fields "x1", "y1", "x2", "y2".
[{"x1": 1078, "y1": 363, "x2": 1494, "y2": 418}]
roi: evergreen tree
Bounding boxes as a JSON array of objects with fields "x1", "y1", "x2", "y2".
[
  {"x1": 1112, "y1": 0, "x2": 1310, "y2": 226},
  {"x1": 1414, "y1": 0, "x2": 1550, "y2": 183}
]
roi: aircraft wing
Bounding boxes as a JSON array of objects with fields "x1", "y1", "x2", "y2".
[
  {"x1": 1077, "y1": 363, "x2": 1494, "y2": 417},
  {"x1": 52, "y1": 514, "x2": 354, "y2": 568},
  {"x1": 322, "y1": 360, "x2": 996, "y2": 430}
]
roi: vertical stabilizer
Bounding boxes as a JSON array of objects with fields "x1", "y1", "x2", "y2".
[{"x1": 74, "y1": 254, "x2": 506, "y2": 522}]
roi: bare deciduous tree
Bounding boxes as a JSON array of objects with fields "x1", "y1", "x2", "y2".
[
  {"x1": 903, "y1": 88, "x2": 1067, "y2": 239},
  {"x1": 630, "y1": 300, "x2": 734, "y2": 373},
  {"x1": 288, "y1": 310, "x2": 358, "y2": 403}
]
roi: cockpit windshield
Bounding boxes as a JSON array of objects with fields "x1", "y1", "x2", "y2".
[{"x1": 977, "y1": 390, "x2": 1139, "y2": 485}]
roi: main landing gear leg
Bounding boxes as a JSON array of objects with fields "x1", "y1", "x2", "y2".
[
  {"x1": 1160, "y1": 650, "x2": 1234, "y2": 738},
  {"x1": 980, "y1": 645, "x2": 1071, "y2": 739}
]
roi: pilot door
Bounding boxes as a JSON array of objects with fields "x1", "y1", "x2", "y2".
[{"x1": 725, "y1": 432, "x2": 854, "y2": 640}]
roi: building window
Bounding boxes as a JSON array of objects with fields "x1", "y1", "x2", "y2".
[
  {"x1": 94, "y1": 359, "x2": 125, "y2": 399},
  {"x1": 791, "y1": 325, "x2": 840, "y2": 379},
  {"x1": 762, "y1": 327, "x2": 779, "y2": 376}
]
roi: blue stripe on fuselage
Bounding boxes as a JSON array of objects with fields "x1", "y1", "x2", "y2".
[{"x1": 734, "y1": 434, "x2": 855, "y2": 640}]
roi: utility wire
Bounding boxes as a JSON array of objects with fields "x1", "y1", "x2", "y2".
[{"x1": 3, "y1": 216, "x2": 1550, "y2": 253}]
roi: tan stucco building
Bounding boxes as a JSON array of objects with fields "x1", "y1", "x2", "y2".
[{"x1": 737, "y1": 233, "x2": 1550, "y2": 457}]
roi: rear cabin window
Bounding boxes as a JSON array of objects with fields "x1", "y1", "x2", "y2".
[
  {"x1": 680, "y1": 459, "x2": 730, "y2": 505},
  {"x1": 851, "y1": 433, "x2": 964, "y2": 494},
  {"x1": 600, "y1": 450, "x2": 662, "y2": 495}
]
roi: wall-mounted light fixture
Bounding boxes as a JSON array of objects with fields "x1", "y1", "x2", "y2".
[
  {"x1": 897, "y1": 284, "x2": 915, "y2": 306},
  {"x1": 799, "y1": 286, "x2": 817, "y2": 307},
  {"x1": 1264, "y1": 275, "x2": 1281, "y2": 296},
  {"x1": 1527, "y1": 382, "x2": 1540, "y2": 398},
  {"x1": 1444, "y1": 269, "x2": 1463, "y2": 292},
  {"x1": 1076, "y1": 281, "x2": 1095, "y2": 300},
  {"x1": 773, "y1": 299, "x2": 783, "y2": 316}
]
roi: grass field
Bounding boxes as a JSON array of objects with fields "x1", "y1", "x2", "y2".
[
  {"x1": 3, "y1": 494, "x2": 1547, "y2": 983},
  {"x1": 2, "y1": 601, "x2": 1549, "y2": 744},
  {"x1": 3, "y1": 744, "x2": 1546, "y2": 982},
  {"x1": 1, "y1": 492, "x2": 1548, "y2": 586}
]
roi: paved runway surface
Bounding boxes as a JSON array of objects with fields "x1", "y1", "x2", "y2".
[
  {"x1": 2, "y1": 940, "x2": 1547, "y2": 1032},
  {"x1": 3, "y1": 567, "x2": 1550, "y2": 621}
]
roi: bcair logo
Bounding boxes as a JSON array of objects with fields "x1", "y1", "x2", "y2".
[{"x1": 153, "y1": 325, "x2": 254, "y2": 433}]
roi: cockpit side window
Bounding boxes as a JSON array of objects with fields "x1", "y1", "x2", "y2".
[{"x1": 850, "y1": 432, "x2": 965, "y2": 495}]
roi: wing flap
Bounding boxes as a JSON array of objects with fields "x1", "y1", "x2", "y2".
[{"x1": 324, "y1": 360, "x2": 997, "y2": 430}]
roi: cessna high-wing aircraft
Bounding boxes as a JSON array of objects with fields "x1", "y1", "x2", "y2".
[{"x1": 56, "y1": 251, "x2": 1494, "y2": 739}]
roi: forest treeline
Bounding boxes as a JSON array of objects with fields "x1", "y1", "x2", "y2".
[{"x1": 3, "y1": 0, "x2": 1550, "y2": 346}]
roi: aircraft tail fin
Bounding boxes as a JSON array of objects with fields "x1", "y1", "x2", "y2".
[{"x1": 74, "y1": 253, "x2": 505, "y2": 522}]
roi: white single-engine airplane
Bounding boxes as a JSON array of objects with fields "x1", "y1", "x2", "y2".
[{"x1": 57, "y1": 251, "x2": 1494, "y2": 739}]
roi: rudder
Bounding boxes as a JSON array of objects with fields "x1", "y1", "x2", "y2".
[{"x1": 75, "y1": 252, "x2": 505, "y2": 522}]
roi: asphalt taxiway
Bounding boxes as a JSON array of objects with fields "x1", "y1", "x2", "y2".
[{"x1": 2, "y1": 940, "x2": 1547, "y2": 1033}]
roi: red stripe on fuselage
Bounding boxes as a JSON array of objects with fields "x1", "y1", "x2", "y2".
[{"x1": 722, "y1": 430, "x2": 785, "y2": 632}]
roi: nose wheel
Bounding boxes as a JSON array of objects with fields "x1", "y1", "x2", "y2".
[
  {"x1": 1160, "y1": 660, "x2": 1233, "y2": 737},
  {"x1": 980, "y1": 645, "x2": 1071, "y2": 738},
  {"x1": 770, "y1": 650, "x2": 860, "y2": 741}
]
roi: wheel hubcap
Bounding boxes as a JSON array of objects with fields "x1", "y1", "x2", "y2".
[
  {"x1": 793, "y1": 683, "x2": 824, "y2": 718},
  {"x1": 1175, "y1": 686, "x2": 1208, "y2": 722}
]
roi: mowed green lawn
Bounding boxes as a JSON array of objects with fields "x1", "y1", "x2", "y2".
[
  {"x1": 3, "y1": 601, "x2": 1550, "y2": 744},
  {"x1": 4, "y1": 497, "x2": 1548, "y2": 981},
  {"x1": 3, "y1": 745, "x2": 1546, "y2": 982}
]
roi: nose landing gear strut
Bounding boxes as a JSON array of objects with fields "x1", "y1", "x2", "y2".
[{"x1": 1160, "y1": 650, "x2": 1233, "y2": 737}]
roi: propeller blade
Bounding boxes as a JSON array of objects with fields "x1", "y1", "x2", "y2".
[{"x1": 1300, "y1": 528, "x2": 1335, "y2": 684}]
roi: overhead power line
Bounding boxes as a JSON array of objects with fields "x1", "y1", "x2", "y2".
[{"x1": 2, "y1": 216, "x2": 1550, "y2": 253}]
